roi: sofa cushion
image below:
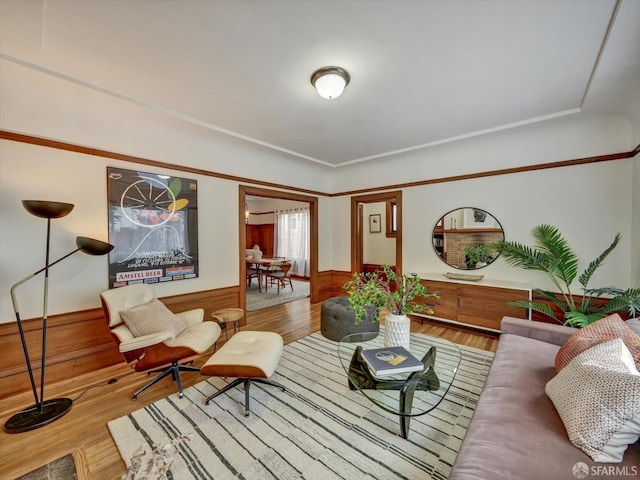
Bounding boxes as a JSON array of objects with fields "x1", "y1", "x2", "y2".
[
  {"x1": 120, "y1": 298, "x2": 186, "y2": 338},
  {"x1": 555, "y1": 314, "x2": 640, "y2": 372},
  {"x1": 546, "y1": 338, "x2": 640, "y2": 463}
]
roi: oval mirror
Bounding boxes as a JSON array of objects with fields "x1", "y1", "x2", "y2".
[{"x1": 432, "y1": 207, "x2": 504, "y2": 270}]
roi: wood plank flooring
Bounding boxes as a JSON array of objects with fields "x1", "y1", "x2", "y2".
[{"x1": 0, "y1": 298, "x2": 498, "y2": 479}]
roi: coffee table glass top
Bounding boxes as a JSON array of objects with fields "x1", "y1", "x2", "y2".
[{"x1": 338, "y1": 331, "x2": 461, "y2": 418}]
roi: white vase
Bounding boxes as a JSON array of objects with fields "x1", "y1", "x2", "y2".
[{"x1": 384, "y1": 313, "x2": 411, "y2": 350}]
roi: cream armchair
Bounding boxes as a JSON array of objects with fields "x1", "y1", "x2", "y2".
[{"x1": 100, "y1": 284, "x2": 221, "y2": 399}]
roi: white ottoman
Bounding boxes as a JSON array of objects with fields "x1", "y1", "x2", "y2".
[{"x1": 200, "y1": 331, "x2": 285, "y2": 416}]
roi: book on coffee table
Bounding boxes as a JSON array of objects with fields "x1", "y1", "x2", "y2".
[{"x1": 359, "y1": 346, "x2": 424, "y2": 377}]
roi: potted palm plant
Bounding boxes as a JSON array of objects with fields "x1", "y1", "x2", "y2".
[
  {"x1": 343, "y1": 265, "x2": 439, "y2": 348},
  {"x1": 492, "y1": 224, "x2": 640, "y2": 327}
]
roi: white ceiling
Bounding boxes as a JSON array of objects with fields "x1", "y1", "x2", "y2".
[{"x1": 1, "y1": 0, "x2": 639, "y2": 167}]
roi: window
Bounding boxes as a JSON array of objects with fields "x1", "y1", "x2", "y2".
[
  {"x1": 386, "y1": 200, "x2": 397, "y2": 237},
  {"x1": 275, "y1": 207, "x2": 310, "y2": 277}
]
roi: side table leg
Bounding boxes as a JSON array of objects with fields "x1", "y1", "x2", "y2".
[
  {"x1": 398, "y1": 347, "x2": 439, "y2": 439},
  {"x1": 399, "y1": 377, "x2": 417, "y2": 439},
  {"x1": 400, "y1": 415, "x2": 411, "y2": 439}
]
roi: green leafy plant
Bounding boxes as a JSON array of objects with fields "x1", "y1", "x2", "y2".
[
  {"x1": 491, "y1": 224, "x2": 640, "y2": 327},
  {"x1": 463, "y1": 243, "x2": 494, "y2": 265},
  {"x1": 342, "y1": 264, "x2": 439, "y2": 324}
]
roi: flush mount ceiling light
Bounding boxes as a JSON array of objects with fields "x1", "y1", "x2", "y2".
[{"x1": 310, "y1": 66, "x2": 350, "y2": 100}]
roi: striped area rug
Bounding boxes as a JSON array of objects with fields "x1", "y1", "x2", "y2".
[{"x1": 108, "y1": 330, "x2": 493, "y2": 479}]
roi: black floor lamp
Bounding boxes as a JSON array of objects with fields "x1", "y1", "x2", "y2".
[{"x1": 4, "y1": 200, "x2": 113, "y2": 434}]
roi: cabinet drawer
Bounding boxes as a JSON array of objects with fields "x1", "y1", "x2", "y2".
[
  {"x1": 458, "y1": 284, "x2": 529, "y2": 303},
  {"x1": 458, "y1": 297, "x2": 525, "y2": 329},
  {"x1": 418, "y1": 277, "x2": 531, "y2": 331},
  {"x1": 420, "y1": 280, "x2": 458, "y2": 319}
]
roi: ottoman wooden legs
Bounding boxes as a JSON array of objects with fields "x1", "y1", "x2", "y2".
[{"x1": 201, "y1": 331, "x2": 285, "y2": 416}]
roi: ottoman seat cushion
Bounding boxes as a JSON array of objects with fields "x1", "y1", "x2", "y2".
[{"x1": 201, "y1": 331, "x2": 283, "y2": 378}]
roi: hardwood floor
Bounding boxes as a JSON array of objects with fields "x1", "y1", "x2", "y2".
[{"x1": 0, "y1": 298, "x2": 498, "y2": 479}]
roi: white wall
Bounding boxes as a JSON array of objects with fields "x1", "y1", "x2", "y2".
[
  {"x1": 627, "y1": 81, "x2": 640, "y2": 285},
  {"x1": 0, "y1": 59, "x2": 333, "y2": 193},
  {"x1": 0, "y1": 59, "x2": 332, "y2": 323},
  {"x1": 404, "y1": 161, "x2": 634, "y2": 291},
  {"x1": 0, "y1": 140, "x2": 241, "y2": 322},
  {"x1": 329, "y1": 115, "x2": 638, "y2": 293},
  {"x1": 1, "y1": 58, "x2": 638, "y2": 324},
  {"x1": 329, "y1": 196, "x2": 351, "y2": 271},
  {"x1": 633, "y1": 154, "x2": 640, "y2": 285},
  {"x1": 330, "y1": 114, "x2": 632, "y2": 193},
  {"x1": 246, "y1": 198, "x2": 309, "y2": 225},
  {"x1": 362, "y1": 202, "x2": 395, "y2": 265}
]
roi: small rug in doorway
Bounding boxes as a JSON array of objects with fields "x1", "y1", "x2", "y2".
[
  {"x1": 108, "y1": 330, "x2": 493, "y2": 479},
  {"x1": 16, "y1": 451, "x2": 84, "y2": 480},
  {"x1": 246, "y1": 278, "x2": 310, "y2": 311},
  {"x1": 16, "y1": 454, "x2": 77, "y2": 480}
]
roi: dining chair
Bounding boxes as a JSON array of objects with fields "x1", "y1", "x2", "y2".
[
  {"x1": 246, "y1": 260, "x2": 262, "y2": 292},
  {"x1": 264, "y1": 256, "x2": 286, "y2": 275},
  {"x1": 266, "y1": 261, "x2": 293, "y2": 294}
]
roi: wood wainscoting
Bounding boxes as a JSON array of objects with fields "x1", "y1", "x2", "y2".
[
  {"x1": 0, "y1": 270, "x2": 355, "y2": 398},
  {"x1": 0, "y1": 285, "x2": 241, "y2": 397},
  {"x1": 1, "y1": 271, "x2": 629, "y2": 397},
  {"x1": 316, "y1": 270, "x2": 352, "y2": 302},
  {"x1": 246, "y1": 223, "x2": 275, "y2": 257}
]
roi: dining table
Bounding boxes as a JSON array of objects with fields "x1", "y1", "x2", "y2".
[{"x1": 247, "y1": 257, "x2": 287, "y2": 292}]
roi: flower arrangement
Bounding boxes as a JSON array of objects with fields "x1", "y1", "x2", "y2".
[{"x1": 342, "y1": 265, "x2": 439, "y2": 324}]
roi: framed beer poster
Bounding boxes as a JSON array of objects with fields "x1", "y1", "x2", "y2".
[{"x1": 107, "y1": 167, "x2": 198, "y2": 288}]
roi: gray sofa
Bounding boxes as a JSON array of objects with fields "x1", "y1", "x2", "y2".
[{"x1": 449, "y1": 316, "x2": 640, "y2": 480}]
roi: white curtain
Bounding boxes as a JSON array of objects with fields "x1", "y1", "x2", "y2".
[{"x1": 275, "y1": 207, "x2": 310, "y2": 277}]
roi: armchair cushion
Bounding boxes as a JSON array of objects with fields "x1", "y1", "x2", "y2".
[
  {"x1": 120, "y1": 298, "x2": 187, "y2": 338},
  {"x1": 175, "y1": 308, "x2": 205, "y2": 328},
  {"x1": 117, "y1": 331, "x2": 176, "y2": 353}
]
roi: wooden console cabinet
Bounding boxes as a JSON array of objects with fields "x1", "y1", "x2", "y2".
[{"x1": 414, "y1": 274, "x2": 532, "y2": 331}]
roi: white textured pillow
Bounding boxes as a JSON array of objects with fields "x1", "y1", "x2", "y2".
[
  {"x1": 545, "y1": 338, "x2": 640, "y2": 463},
  {"x1": 120, "y1": 298, "x2": 186, "y2": 338}
]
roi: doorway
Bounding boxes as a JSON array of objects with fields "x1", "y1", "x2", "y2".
[
  {"x1": 239, "y1": 185, "x2": 319, "y2": 312},
  {"x1": 350, "y1": 191, "x2": 402, "y2": 274}
]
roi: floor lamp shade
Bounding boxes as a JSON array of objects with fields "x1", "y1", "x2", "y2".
[
  {"x1": 76, "y1": 236, "x2": 115, "y2": 256},
  {"x1": 21, "y1": 200, "x2": 74, "y2": 219},
  {"x1": 4, "y1": 200, "x2": 113, "y2": 434}
]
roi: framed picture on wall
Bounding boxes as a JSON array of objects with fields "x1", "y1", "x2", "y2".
[
  {"x1": 107, "y1": 167, "x2": 199, "y2": 288},
  {"x1": 369, "y1": 214, "x2": 382, "y2": 233},
  {"x1": 463, "y1": 208, "x2": 495, "y2": 228}
]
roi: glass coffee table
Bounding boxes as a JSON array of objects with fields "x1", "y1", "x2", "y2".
[{"x1": 338, "y1": 331, "x2": 461, "y2": 439}]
